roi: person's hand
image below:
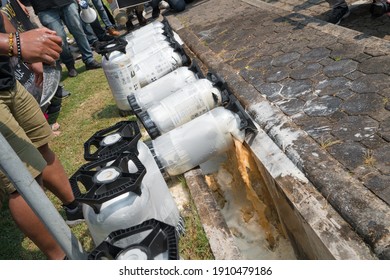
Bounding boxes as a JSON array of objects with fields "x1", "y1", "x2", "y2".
[
  {"x1": 29, "y1": 62, "x2": 44, "y2": 88},
  {"x1": 18, "y1": 28, "x2": 62, "y2": 65}
]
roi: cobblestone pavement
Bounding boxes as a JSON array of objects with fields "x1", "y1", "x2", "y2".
[{"x1": 166, "y1": 0, "x2": 390, "y2": 258}]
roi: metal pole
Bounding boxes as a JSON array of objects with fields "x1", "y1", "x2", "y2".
[{"x1": 0, "y1": 133, "x2": 87, "y2": 260}]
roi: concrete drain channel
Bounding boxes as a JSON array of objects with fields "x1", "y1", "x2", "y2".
[{"x1": 183, "y1": 139, "x2": 297, "y2": 260}]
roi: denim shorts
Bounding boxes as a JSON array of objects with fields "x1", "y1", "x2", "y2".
[{"x1": 0, "y1": 81, "x2": 53, "y2": 206}]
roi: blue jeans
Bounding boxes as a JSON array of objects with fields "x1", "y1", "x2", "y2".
[
  {"x1": 38, "y1": 2, "x2": 95, "y2": 65},
  {"x1": 91, "y1": 0, "x2": 115, "y2": 29},
  {"x1": 151, "y1": 0, "x2": 186, "y2": 12}
]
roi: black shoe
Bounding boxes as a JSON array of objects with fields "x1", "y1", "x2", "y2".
[
  {"x1": 152, "y1": 7, "x2": 160, "y2": 18},
  {"x1": 66, "y1": 65, "x2": 78, "y2": 77},
  {"x1": 327, "y1": 6, "x2": 350, "y2": 25},
  {"x1": 126, "y1": 19, "x2": 135, "y2": 32},
  {"x1": 91, "y1": 40, "x2": 105, "y2": 51},
  {"x1": 63, "y1": 203, "x2": 84, "y2": 227},
  {"x1": 136, "y1": 10, "x2": 147, "y2": 26},
  {"x1": 85, "y1": 60, "x2": 101, "y2": 70},
  {"x1": 99, "y1": 34, "x2": 115, "y2": 42},
  {"x1": 55, "y1": 86, "x2": 71, "y2": 99}
]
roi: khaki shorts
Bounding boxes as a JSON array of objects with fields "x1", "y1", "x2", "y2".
[{"x1": 0, "y1": 81, "x2": 54, "y2": 207}]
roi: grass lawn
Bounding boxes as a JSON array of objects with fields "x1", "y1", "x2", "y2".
[{"x1": 0, "y1": 56, "x2": 213, "y2": 260}]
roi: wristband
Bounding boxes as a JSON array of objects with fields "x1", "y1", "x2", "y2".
[
  {"x1": 8, "y1": 33, "x2": 14, "y2": 57},
  {"x1": 15, "y1": 32, "x2": 22, "y2": 60}
]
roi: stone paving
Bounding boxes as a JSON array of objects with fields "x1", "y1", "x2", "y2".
[{"x1": 165, "y1": 0, "x2": 390, "y2": 258}]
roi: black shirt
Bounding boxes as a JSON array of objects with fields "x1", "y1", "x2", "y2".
[
  {"x1": 0, "y1": 12, "x2": 16, "y2": 91},
  {"x1": 29, "y1": 0, "x2": 74, "y2": 14}
]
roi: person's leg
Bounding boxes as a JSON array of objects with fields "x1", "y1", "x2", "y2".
[
  {"x1": 61, "y1": 3, "x2": 98, "y2": 66},
  {"x1": 8, "y1": 82, "x2": 84, "y2": 224},
  {"x1": 8, "y1": 190, "x2": 66, "y2": 260},
  {"x1": 37, "y1": 144, "x2": 74, "y2": 205},
  {"x1": 37, "y1": 8, "x2": 77, "y2": 73},
  {"x1": 151, "y1": 0, "x2": 161, "y2": 18},
  {"x1": 134, "y1": 5, "x2": 147, "y2": 26},
  {"x1": 92, "y1": 0, "x2": 113, "y2": 28},
  {"x1": 0, "y1": 85, "x2": 66, "y2": 260}
]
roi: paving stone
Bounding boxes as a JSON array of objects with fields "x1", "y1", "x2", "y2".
[
  {"x1": 329, "y1": 43, "x2": 365, "y2": 60},
  {"x1": 299, "y1": 47, "x2": 331, "y2": 63},
  {"x1": 271, "y1": 52, "x2": 301, "y2": 67},
  {"x1": 378, "y1": 116, "x2": 390, "y2": 142},
  {"x1": 314, "y1": 77, "x2": 351, "y2": 96},
  {"x1": 323, "y1": 59, "x2": 359, "y2": 77},
  {"x1": 265, "y1": 67, "x2": 290, "y2": 82},
  {"x1": 372, "y1": 146, "x2": 390, "y2": 175},
  {"x1": 279, "y1": 79, "x2": 313, "y2": 98},
  {"x1": 290, "y1": 63, "x2": 322, "y2": 80},
  {"x1": 303, "y1": 96, "x2": 342, "y2": 117},
  {"x1": 359, "y1": 56, "x2": 390, "y2": 74},
  {"x1": 365, "y1": 174, "x2": 390, "y2": 205},
  {"x1": 327, "y1": 141, "x2": 366, "y2": 171},
  {"x1": 254, "y1": 82, "x2": 284, "y2": 102},
  {"x1": 350, "y1": 74, "x2": 390, "y2": 93},
  {"x1": 332, "y1": 116, "x2": 379, "y2": 141},
  {"x1": 342, "y1": 93, "x2": 385, "y2": 115},
  {"x1": 277, "y1": 98, "x2": 306, "y2": 116},
  {"x1": 361, "y1": 134, "x2": 389, "y2": 150}
]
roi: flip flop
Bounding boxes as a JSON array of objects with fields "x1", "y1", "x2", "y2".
[{"x1": 50, "y1": 122, "x2": 61, "y2": 131}]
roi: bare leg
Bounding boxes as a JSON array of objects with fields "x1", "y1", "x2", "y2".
[
  {"x1": 37, "y1": 144, "x2": 75, "y2": 205},
  {"x1": 8, "y1": 175, "x2": 65, "y2": 260}
]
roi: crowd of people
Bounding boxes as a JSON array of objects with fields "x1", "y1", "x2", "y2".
[{"x1": 0, "y1": 0, "x2": 193, "y2": 260}]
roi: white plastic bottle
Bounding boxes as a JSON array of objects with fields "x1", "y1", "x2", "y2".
[
  {"x1": 102, "y1": 50, "x2": 140, "y2": 113},
  {"x1": 139, "y1": 78, "x2": 225, "y2": 138},
  {"x1": 128, "y1": 64, "x2": 202, "y2": 113},
  {"x1": 75, "y1": 122, "x2": 183, "y2": 246},
  {"x1": 149, "y1": 107, "x2": 246, "y2": 176},
  {"x1": 132, "y1": 44, "x2": 190, "y2": 87},
  {"x1": 72, "y1": 154, "x2": 157, "y2": 246}
]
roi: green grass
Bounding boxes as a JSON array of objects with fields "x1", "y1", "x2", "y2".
[{"x1": 0, "y1": 57, "x2": 213, "y2": 260}]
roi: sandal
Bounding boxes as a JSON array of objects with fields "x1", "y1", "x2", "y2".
[{"x1": 50, "y1": 122, "x2": 61, "y2": 131}]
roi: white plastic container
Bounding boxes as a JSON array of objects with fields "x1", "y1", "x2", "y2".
[
  {"x1": 150, "y1": 107, "x2": 246, "y2": 176},
  {"x1": 125, "y1": 33, "x2": 168, "y2": 55},
  {"x1": 128, "y1": 65, "x2": 202, "y2": 113},
  {"x1": 125, "y1": 21, "x2": 166, "y2": 40},
  {"x1": 102, "y1": 50, "x2": 140, "y2": 113},
  {"x1": 127, "y1": 40, "x2": 173, "y2": 62},
  {"x1": 133, "y1": 44, "x2": 189, "y2": 87},
  {"x1": 72, "y1": 154, "x2": 156, "y2": 246},
  {"x1": 139, "y1": 78, "x2": 225, "y2": 138},
  {"x1": 75, "y1": 122, "x2": 182, "y2": 246},
  {"x1": 136, "y1": 140, "x2": 182, "y2": 233}
]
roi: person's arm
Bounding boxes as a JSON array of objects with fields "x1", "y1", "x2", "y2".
[{"x1": 0, "y1": 11, "x2": 63, "y2": 64}]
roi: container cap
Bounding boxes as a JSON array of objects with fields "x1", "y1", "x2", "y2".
[
  {"x1": 84, "y1": 121, "x2": 141, "y2": 161},
  {"x1": 225, "y1": 94, "x2": 257, "y2": 133},
  {"x1": 70, "y1": 153, "x2": 146, "y2": 214},
  {"x1": 127, "y1": 94, "x2": 142, "y2": 115},
  {"x1": 138, "y1": 111, "x2": 161, "y2": 140},
  {"x1": 189, "y1": 60, "x2": 205, "y2": 79},
  {"x1": 88, "y1": 219, "x2": 179, "y2": 260}
]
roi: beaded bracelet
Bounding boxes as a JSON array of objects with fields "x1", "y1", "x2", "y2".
[
  {"x1": 15, "y1": 32, "x2": 22, "y2": 61},
  {"x1": 8, "y1": 33, "x2": 14, "y2": 57}
]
